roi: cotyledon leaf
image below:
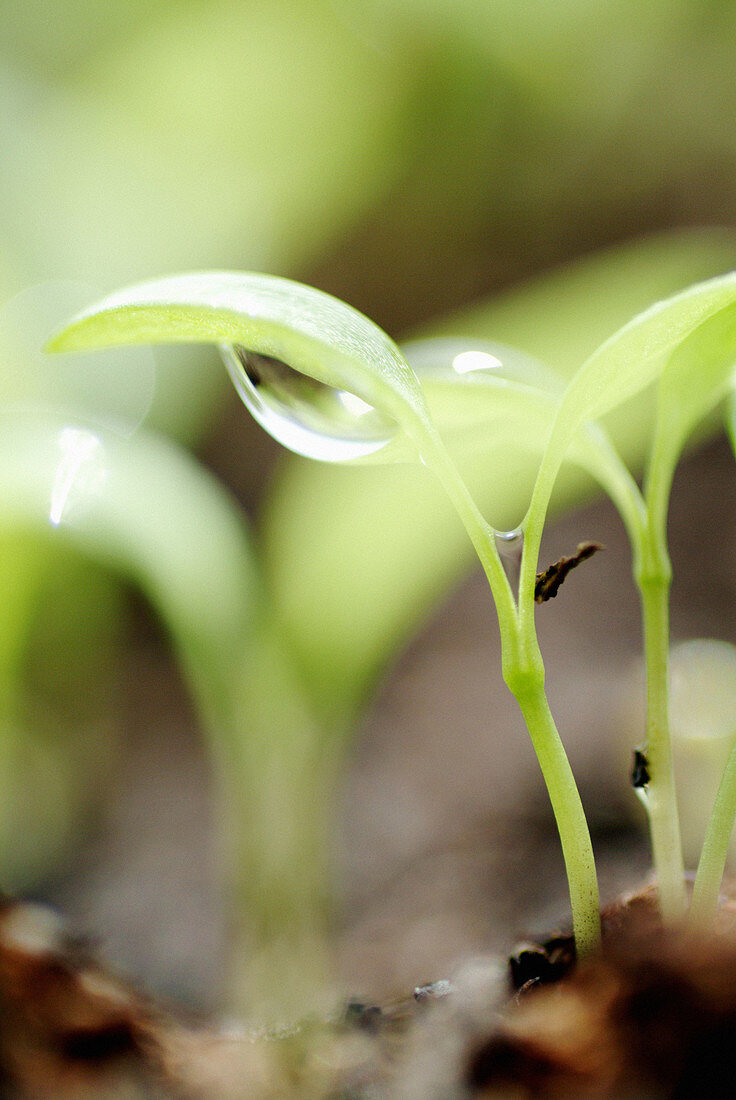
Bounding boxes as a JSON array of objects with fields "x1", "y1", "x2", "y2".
[
  {"x1": 0, "y1": 408, "x2": 257, "y2": 727},
  {"x1": 532, "y1": 271, "x2": 736, "y2": 512},
  {"x1": 46, "y1": 271, "x2": 437, "y2": 453}
]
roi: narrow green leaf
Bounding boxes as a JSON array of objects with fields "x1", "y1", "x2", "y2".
[
  {"x1": 539, "y1": 271, "x2": 736, "y2": 483},
  {"x1": 519, "y1": 269, "x2": 736, "y2": 607}
]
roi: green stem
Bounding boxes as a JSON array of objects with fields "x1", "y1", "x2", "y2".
[
  {"x1": 637, "y1": 568, "x2": 685, "y2": 920},
  {"x1": 579, "y1": 426, "x2": 688, "y2": 920},
  {"x1": 513, "y1": 676, "x2": 601, "y2": 954},
  {"x1": 576, "y1": 426, "x2": 648, "y2": 547},
  {"x1": 417, "y1": 424, "x2": 600, "y2": 952},
  {"x1": 418, "y1": 428, "x2": 519, "y2": 648},
  {"x1": 189, "y1": 614, "x2": 338, "y2": 1019},
  {"x1": 688, "y1": 734, "x2": 736, "y2": 930},
  {"x1": 517, "y1": 440, "x2": 562, "y2": 628},
  {"x1": 636, "y1": 423, "x2": 686, "y2": 922}
]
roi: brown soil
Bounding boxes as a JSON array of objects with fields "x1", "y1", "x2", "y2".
[{"x1": 4, "y1": 888, "x2": 736, "y2": 1099}]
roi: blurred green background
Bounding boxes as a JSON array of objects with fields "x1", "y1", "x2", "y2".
[{"x1": 4, "y1": 0, "x2": 736, "y2": 1011}]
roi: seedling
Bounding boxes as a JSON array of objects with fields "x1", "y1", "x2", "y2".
[{"x1": 43, "y1": 267, "x2": 736, "y2": 970}]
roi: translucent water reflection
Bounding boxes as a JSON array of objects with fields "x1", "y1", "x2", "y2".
[
  {"x1": 452, "y1": 349, "x2": 503, "y2": 374},
  {"x1": 218, "y1": 336, "x2": 559, "y2": 554},
  {"x1": 668, "y1": 640, "x2": 736, "y2": 867},
  {"x1": 403, "y1": 337, "x2": 564, "y2": 540},
  {"x1": 49, "y1": 427, "x2": 106, "y2": 527},
  {"x1": 402, "y1": 336, "x2": 565, "y2": 395},
  {"x1": 494, "y1": 525, "x2": 525, "y2": 587},
  {"x1": 219, "y1": 344, "x2": 395, "y2": 461}
]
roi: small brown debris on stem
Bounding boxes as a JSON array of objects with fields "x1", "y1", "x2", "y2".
[
  {"x1": 534, "y1": 541, "x2": 604, "y2": 604},
  {"x1": 631, "y1": 748, "x2": 650, "y2": 789}
]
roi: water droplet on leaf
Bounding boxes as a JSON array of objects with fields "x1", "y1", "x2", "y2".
[
  {"x1": 402, "y1": 337, "x2": 565, "y2": 395},
  {"x1": 49, "y1": 427, "x2": 106, "y2": 527},
  {"x1": 494, "y1": 525, "x2": 524, "y2": 553},
  {"x1": 220, "y1": 345, "x2": 395, "y2": 462}
]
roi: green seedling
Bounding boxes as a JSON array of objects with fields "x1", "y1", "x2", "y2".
[{"x1": 47, "y1": 265, "x2": 736, "y2": 966}]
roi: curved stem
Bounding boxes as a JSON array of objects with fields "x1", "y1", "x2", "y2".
[
  {"x1": 513, "y1": 679, "x2": 601, "y2": 954},
  {"x1": 688, "y1": 732, "x2": 736, "y2": 930},
  {"x1": 518, "y1": 439, "x2": 563, "y2": 630},
  {"x1": 576, "y1": 426, "x2": 648, "y2": 546},
  {"x1": 417, "y1": 428, "x2": 519, "y2": 651},
  {"x1": 416, "y1": 425, "x2": 600, "y2": 952}
]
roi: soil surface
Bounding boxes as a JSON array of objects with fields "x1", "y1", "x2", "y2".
[{"x1": 4, "y1": 888, "x2": 736, "y2": 1097}]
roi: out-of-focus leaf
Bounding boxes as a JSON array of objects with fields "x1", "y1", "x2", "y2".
[
  {"x1": 1, "y1": 0, "x2": 413, "y2": 444},
  {"x1": 655, "y1": 304, "x2": 736, "y2": 458},
  {"x1": 1, "y1": 0, "x2": 409, "y2": 289},
  {"x1": 0, "y1": 282, "x2": 156, "y2": 436},
  {"x1": 0, "y1": 534, "x2": 125, "y2": 888},
  {"x1": 0, "y1": 410, "x2": 257, "y2": 722}
]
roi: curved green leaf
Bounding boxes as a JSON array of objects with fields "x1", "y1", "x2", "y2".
[
  {"x1": 47, "y1": 272, "x2": 434, "y2": 447},
  {"x1": 0, "y1": 409, "x2": 257, "y2": 722},
  {"x1": 534, "y1": 270, "x2": 736, "y2": 506}
]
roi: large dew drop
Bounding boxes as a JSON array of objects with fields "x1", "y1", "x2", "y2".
[{"x1": 220, "y1": 345, "x2": 395, "y2": 462}]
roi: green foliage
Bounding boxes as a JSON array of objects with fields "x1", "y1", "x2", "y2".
[
  {"x1": 47, "y1": 235, "x2": 736, "y2": 960},
  {"x1": 6, "y1": 0, "x2": 736, "y2": 1015},
  {"x1": 0, "y1": 409, "x2": 257, "y2": 724},
  {"x1": 46, "y1": 272, "x2": 435, "y2": 443},
  {"x1": 524, "y1": 271, "x2": 736, "y2": 566},
  {"x1": 1, "y1": 228, "x2": 735, "y2": 1009},
  {"x1": 264, "y1": 232, "x2": 736, "y2": 714}
]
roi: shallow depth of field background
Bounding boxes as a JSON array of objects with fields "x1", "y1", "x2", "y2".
[{"x1": 3, "y1": 0, "x2": 736, "y2": 1012}]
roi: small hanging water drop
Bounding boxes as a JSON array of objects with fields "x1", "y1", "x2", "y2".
[
  {"x1": 494, "y1": 526, "x2": 524, "y2": 587},
  {"x1": 220, "y1": 345, "x2": 396, "y2": 462},
  {"x1": 494, "y1": 525, "x2": 524, "y2": 553},
  {"x1": 401, "y1": 337, "x2": 564, "y2": 537}
]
